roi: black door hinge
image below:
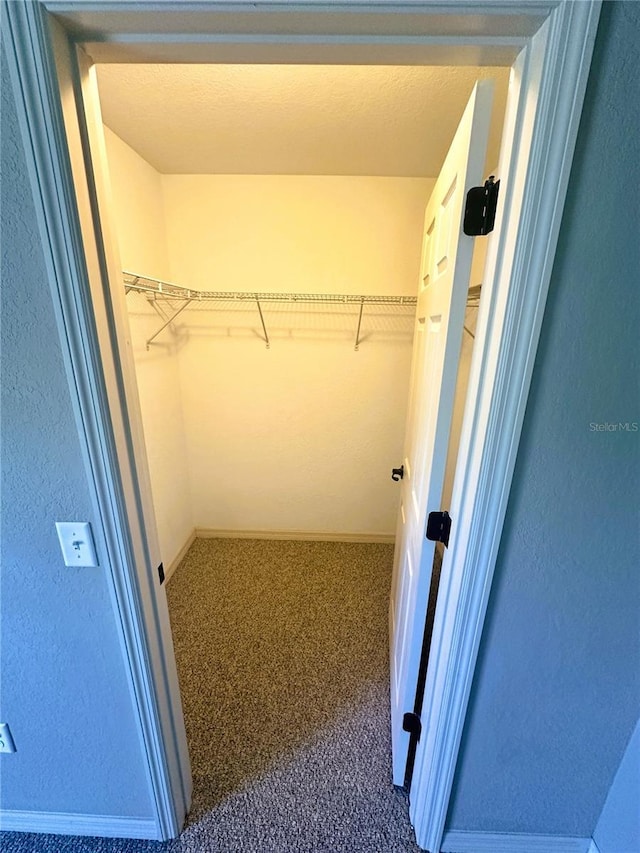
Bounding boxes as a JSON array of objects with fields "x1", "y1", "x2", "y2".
[
  {"x1": 426, "y1": 511, "x2": 452, "y2": 548},
  {"x1": 402, "y1": 712, "x2": 422, "y2": 741},
  {"x1": 158, "y1": 562, "x2": 165, "y2": 585},
  {"x1": 391, "y1": 465, "x2": 404, "y2": 482},
  {"x1": 463, "y1": 176, "x2": 500, "y2": 236}
]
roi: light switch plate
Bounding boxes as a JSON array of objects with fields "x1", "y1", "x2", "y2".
[{"x1": 55, "y1": 522, "x2": 99, "y2": 567}]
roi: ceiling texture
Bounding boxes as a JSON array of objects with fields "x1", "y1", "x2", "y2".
[{"x1": 96, "y1": 64, "x2": 510, "y2": 177}]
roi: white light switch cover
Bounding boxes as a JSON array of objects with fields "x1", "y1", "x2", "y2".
[{"x1": 55, "y1": 522, "x2": 99, "y2": 567}]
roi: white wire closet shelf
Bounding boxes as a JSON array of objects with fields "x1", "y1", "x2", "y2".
[{"x1": 123, "y1": 271, "x2": 419, "y2": 351}]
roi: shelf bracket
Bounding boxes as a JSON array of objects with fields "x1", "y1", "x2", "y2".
[
  {"x1": 354, "y1": 299, "x2": 365, "y2": 351},
  {"x1": 125, "y1": 274, "x2": 139, "y2": 296},
  {"x1": 146, "y1": 300, "x2": 190, "y2": 350},
  {"x1": 255, "y1": 297, "x2": 270, "y2": 349}
]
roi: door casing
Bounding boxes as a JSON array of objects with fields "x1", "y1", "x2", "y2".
[{"x1": 2, "y1": 2, "x2": 601, "y2": 850}]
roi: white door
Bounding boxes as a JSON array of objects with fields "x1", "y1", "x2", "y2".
[{"x1": 390, "y1": 81, "x2": 493, "y2": 787}]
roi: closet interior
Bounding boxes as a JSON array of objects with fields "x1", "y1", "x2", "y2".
[{"x1": 96, "y1": 63, "x2": 509, "y2": 577}]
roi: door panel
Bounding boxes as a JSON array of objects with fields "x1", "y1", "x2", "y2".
[{"x1": 390, "y1": 81, "x2": 493, "y2": 787}]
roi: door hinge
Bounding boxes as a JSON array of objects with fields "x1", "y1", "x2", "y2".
[
  {"x1": 157, "y1": 562, "x2": 165, "y2": 585},
  {"x1": 402, "y1": 712, "x2": 422, "y2": 741},
  {"x1": 426, "y1": 510, "x2": 452, "y2": 548},
  {"x1": 463, "y1": 176, "x2": 500, "y2": 236},
  {"x1": 391, "y1": 464, "x2": 404, "y2": 482}
]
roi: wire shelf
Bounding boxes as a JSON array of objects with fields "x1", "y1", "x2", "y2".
[{"x1": 123, "y1": 270, "x2": 418, "y2": 350}]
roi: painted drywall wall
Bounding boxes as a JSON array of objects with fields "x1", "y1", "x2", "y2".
[
  {"x1": 447, "y1": 1, "x2": 640, "y2": 836},
  {"x1": 593, "y1": 717, "x2": 640, "y2": 853},
  {"x1": 161, "y1": 175, "x2": 432, "y2": 534},
  {"x1": 162, "y1": 175, "x2": 431, "y2": 297},
  {"x1": 103, "y1": 127, "x2": 193, "y2": 568},
  {"x1": 178, "y1": 332, "x2": 414, "y2": 534},
  {"x1": 102, "y1": 127, "x2": 171, "y2": 281},
  {"x1": 0, "y1": 56, "x2": 152, "y2": 819}
]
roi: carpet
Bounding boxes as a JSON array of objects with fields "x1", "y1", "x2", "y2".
[{"x1": 2, "y1": 538, "x2": 421, "y2": 852}]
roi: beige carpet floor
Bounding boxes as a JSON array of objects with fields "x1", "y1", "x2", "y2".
[
  {"x1": 2, "y1": 538, "x2": 422, "y2": 852},
  {"x1": 164, "y1": 537, "x2": 422, "y2": 851}
]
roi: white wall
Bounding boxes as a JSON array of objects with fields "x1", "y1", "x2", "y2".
[
  {"x1": 162, "y1": 175, "x2": 432, "y2": 296},
  {"x1": 103, "y1": 128, "x2": 193, "y2": 567},
  {"x1": 162, "y1": 175, "x2": 432, "y2": 535},
  {"x1": 103, "y1": 127, "x2": 171, "y2": 281}
]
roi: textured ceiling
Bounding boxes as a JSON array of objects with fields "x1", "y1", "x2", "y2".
[{"x1": 96, "y1": 64, "x2": 509, "y2": 177}]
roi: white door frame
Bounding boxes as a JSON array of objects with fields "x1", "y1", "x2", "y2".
[{"x1": 2, "y1": 2, "x2": 601, "y2": 848}]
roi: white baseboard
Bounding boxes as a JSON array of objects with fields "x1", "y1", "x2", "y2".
[
  {"x1": 442, "y1": 831, "x2": 593, "y2": 853},
  {"x1": 195, "y1": 527, "x2": 395, "y2": 544},
  {"x1": 164, "y1": 528, "x2": 196, "y2": 583},
  {"x1": 0, "y1": 810, "x2": 158, "y2": 840}
]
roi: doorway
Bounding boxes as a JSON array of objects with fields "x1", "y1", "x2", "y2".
[
  {"x1": 4, "y1": 2, "x2": 601, "y2": 847},
  {"x1": 94, "y1": 62, "x2": 508, "y2": 573},
  {"x1": 92, "y1": 60, "x2": 507, "y2": 837}
]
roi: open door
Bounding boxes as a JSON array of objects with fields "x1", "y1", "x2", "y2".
[{"x1": 390, "y1": 81, "x2": 493, "y2": 788}]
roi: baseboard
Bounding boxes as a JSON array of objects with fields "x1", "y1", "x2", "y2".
[
  {"x1": 441, "y1": 830, "x2": 593, "y2": 853},
  {"x1": 0, "y1": 810, "x2": 158, "y2": 840},
  {"x1": 586, "y1": 840, "x2": 601, "y2": 853},
  {"x1": 195, "y1": 527, "x2": 395, "y2": 544},
  {"x1": 164, "y1": 528, "x2": 196, "y2": 583}
]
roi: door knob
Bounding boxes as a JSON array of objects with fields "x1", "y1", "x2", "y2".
[{"x1": 392, "y1": 465, "x2": 404, "y2": 482}]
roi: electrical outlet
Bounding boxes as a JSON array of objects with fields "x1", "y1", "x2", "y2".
[
  {"x1": 55, "y1": 522, "x2": 99, "y2": 567},
  {"x1": 0, "y1": 723, "x2": 16, "y2": 753}
]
